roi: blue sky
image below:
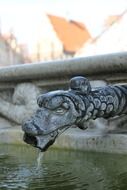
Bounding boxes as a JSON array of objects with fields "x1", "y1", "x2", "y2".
[{"x1": 0, "y1": 0, "x2": 127, "y2": 49}]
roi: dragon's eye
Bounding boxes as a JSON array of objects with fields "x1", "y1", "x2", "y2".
[
  {"x1": 55, "y1": 108, "x2": 66, "y2": 114},
  {"x1": 54, "y1": 101, "x2": 70, "y2": 114}
]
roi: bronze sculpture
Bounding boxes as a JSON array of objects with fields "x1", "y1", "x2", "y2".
[{"x1": 22, "y1": 76, "x2": 127, "y2": 151}]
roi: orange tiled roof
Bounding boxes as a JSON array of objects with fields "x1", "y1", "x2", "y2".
[{"x1": 48, "y1": 14, "x2": 91, "y2": 53}]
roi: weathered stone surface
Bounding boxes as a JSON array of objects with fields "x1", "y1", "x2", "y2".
[
  {"x1": 0, "y1": 83, "x2": 41, "y2": 125},
  {"x1": 54, "y1": 128, "x2": 127, "y2": 154},
  {"x1": 0, "y1": 52, "x2": 126, "y2": 84},
  {"x1": 0, "y1": 126, "x2": 24, "y2": 145}
]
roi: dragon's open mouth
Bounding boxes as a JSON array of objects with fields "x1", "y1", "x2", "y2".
[
  {"x1": 23, "y1": 133, "x2": 37, "y2": 147},
  {"x1": 23, "y1": 132, "x2": 57, "y2": 152}
]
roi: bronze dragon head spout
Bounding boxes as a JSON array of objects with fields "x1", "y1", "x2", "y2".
[
  {"x1": 22, "y1": 76, "x2": 91, "y2": 151},
  {"x1": 22, "y1": 76, "x2": 127, "y2": 151}
]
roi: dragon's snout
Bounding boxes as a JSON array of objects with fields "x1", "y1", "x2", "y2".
[{"x1": 22, "y1": 119, "x2": 58, "y2": 152}]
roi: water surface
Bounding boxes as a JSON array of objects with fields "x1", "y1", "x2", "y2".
[{"x1": 0, "y1": 145, "x2": 127, "y2": 190}]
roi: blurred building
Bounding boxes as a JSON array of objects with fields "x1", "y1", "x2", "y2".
[
  {"x1": 31, "y1": 14, "x2": 91, "y2": 62},
  {"x1": 0, "y1": 32, "x2": 27, "y2": 66},
  {"x1": 76, "y1": 10, "x2": 127, "y2": 57}
]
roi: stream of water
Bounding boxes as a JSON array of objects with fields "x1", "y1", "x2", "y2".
[{"x1": 36, "y1": 151, "x2": 44, "y2": 170}]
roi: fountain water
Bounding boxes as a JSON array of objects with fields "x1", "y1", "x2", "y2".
[{"x1": 36, "y1": 151, "x2": 44, "y2": 170}]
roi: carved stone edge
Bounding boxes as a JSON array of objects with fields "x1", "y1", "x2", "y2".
[
  {"x1": 0, "y1": 52, "x2": 127, "y2": 84},
  {"x1": 54, "y1": 128, "x2": 127, "y2": 154}
]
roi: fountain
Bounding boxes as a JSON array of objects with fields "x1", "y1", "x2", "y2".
[
  {"x1": 0, "y1": 52, "x2": 126, "y2": 153},
  {"x1": 22, "y1": 76, "x2": 127, "y2": 152},
  {"x1": 0, "y1": 53, "x2": 127, "y2": 189}
]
